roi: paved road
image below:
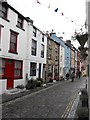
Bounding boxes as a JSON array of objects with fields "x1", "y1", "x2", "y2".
[{"x1": 2, "y1": 78, "x2": 86, "y2": 118}]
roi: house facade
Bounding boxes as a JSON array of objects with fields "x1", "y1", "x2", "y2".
[
  {"x1": 0, "y1": 2, "x2": 47, "y2": 94},
  {"x1": 50, "y1": 33, "x2": 65, "y2": 79},
  {"x1": 64, "y1": 41, "x2": 71, "y2": 77},
  {"x1": 86, "y1": 0, "x2": 90, "y2": 117},
  {"x1": 77, "y1": 50, "x2": 81, "y2": 71},
  {"x1": 71, "y1": 44, "x2": 75, "y2": 73},
  {"x1": 46, "y1": 35, "x2": 60, "y2": 82},
  {"x1": 28, "y1": 25, "x2": 47, "y2": 81}
]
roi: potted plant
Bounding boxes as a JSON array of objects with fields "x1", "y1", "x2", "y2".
[
  {"x1": 36, "y1": 78, "x2": 43, "y2": 87},
  {"x1": 25, "y1": 78, "x2": 36, "y2": 89},
  {"x1": 77, "y1": 107, "x2": 89, "y2": 120}
]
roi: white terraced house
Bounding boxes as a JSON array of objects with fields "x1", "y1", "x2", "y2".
[{"x1": 0, "y1": 2, "x2": 47, "y2": 94}]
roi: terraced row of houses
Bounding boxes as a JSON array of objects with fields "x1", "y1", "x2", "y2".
[{"x1": 0, "y1": 2, "x2": 81, "y2": 94}]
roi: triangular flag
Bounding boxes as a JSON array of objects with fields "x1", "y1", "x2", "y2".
[
  {"x1": 61, "y1": 12, "x2": 64, "y2": 16},
  {"x1": 48, "y1": 3, "x2": 50, "y2": 8},
  {"x1": 54, "y1": 8, "x2": 58, "y2": 12},
  {"x1": 36, "y1": 0, "x2": 40, "y2": 4}
]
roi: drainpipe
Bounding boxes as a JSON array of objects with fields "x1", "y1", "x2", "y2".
[{"x1": 26, "y1": 17, "x2": 33, "y2": 84}]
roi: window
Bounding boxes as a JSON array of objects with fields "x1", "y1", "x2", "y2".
[
  {"x1": 55, "y1": 55, "x2": 58, "y2": 61},
  {"x1": 17, "y1": 15, "x2": 23, "y2": 29},
  {"x1": 48, "y1": 47, "x2": 52, "y2": 59},
  {"x1": 9, "y1": 30, "x2": 18, "y2": 53},
  {"x1": 0, "y1": 58, "x2": 5, "y2": 78},
  {"x1": 61, "y1": 55, "x2": 62, "y2": 62},
  {"x1": 54, "y1": 65, "x2": 58, "y2": 76},
  {"x1": 48, "y1": 64, "x2": 52, "y2": 77},
  {"x1": 48, "y1": 64, "x2": 52, "y2": 72},
  {"x1": 48, "y1": 39, "x2": 51, "y2": 45},
  {"x1": 30, "y1": 62, "x2": 36, "y2": 76},
  {"x1": 33, "y1": 27, "x2": 37, "y2": 37},
  {"x1": 0, "y1": 2, "x2": 7, "y2": 19},
  {"x1": 42, "y1": 34, "x2": 44, "y2": 42},
  {"x1": 31, "y1": 39, "x2": 37, "y2": 56},
  {"x1": 41, "y1": 44, "x2": 44, "y2": 58},
  {"x1": 14, "y1": 60, "x2": 23, "y2": 78}
]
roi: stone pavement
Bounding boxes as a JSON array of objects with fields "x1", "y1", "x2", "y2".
[
  {"x1": 1, "y1": 80, "x2": 66, "y2": 104},
  {"x1": 1, "y1": 77, "x2": 86, "y2": 119}
]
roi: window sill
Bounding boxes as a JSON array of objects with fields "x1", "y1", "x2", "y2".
[
  {"x1": 14, "y1": 77, "x2": 23, "y2": 79},
  {"x1": 0, "y1": 76, "x2": 7, "y2": 79},
  {"x1": 48, "y1": 58, "x2": 52, "y2": 60},
  {"x1": 8, "y1": 50, "x2": 18, "y2": 54},
  {"x1": 16, "y1": 25, "x2": 25, "y2": 31},
  {"x1": 1, "y1": 17, "x2": 10, "y2": 22}
]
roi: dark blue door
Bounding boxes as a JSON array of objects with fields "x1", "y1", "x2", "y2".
[{"x1": 38, "y1": 63, "x2": 41, "y2": 78}]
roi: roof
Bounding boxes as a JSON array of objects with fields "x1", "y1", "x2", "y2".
[{"x1": 2, "y1": 2, "x2": 33, "y2": 23}]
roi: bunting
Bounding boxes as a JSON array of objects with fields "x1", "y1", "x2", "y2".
[
  {"x1": 48, "y1": 3, "x2": 50, "y2": 8},
  {"x1": 35, "y1": 0, "x2": 84, "y2": 29},
  {"x1": 36, "y1": 0, "x2": 41, "y2": 4},
  {"x1": 54, "y1": 8, "x2": 58, "y2": 12},
  {"x1": 61, "y1": 12, "x2": 64, "y2": 16}
]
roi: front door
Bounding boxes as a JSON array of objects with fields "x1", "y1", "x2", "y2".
[
  {"x1": 6, "y1": 59, "x2": 14, "y2": 89},
  {"x1": 38, "y1": 63, "x2": 41, "y2": 78}
]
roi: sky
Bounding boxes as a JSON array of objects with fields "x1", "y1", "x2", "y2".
[{"x1": 7, "y1": 0, "x2": 86, "y2": 48}]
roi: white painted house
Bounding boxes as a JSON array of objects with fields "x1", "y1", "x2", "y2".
[
  {"x1": 0, "y1": 2, "x2": 47, "y2": 94},
  {"x1": 26, "y1": 24, "x2": 47, "y2": 81}
]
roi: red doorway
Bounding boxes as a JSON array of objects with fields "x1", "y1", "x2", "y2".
[{"x1": 6, "y1": 59, "x2": 14, "y2": 89}]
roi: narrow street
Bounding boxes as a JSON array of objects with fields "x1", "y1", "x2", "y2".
[{"x1": 2, "y1": 78, "x2": 86, "y2": 118}]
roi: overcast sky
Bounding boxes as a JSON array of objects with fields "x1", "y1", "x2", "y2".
[{"x1": 7, "y1": 0, "x2": 86, "y2": 48}]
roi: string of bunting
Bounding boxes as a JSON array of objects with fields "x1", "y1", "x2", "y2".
[{"x1": 36, "y1": 0, "x2": 85, "y2": 35}]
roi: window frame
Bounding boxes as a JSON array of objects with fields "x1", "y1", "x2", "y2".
[
  {"x1": 14, "y1": 60, "x2": 23, "y2": 79},
  {"x1": 9, "y1": 30, "x2": 18, "y2": 54},
  {"x1": 33, "y1": 27, "x2": 37, "y2": 37},
  {"x1": 48, "y1": 47, "x2": 52, "y2": 59},
  {"x1": 31, "y1": 39, "x2": 37, "y2": 56},
  {"x1": 0, "y1": 58, "x2": 6, "y2": 78},
  {"x1": 30, "y1": 62, "x2": 37, "y2": 76},
  {"x1": 41, "y1": 44, "x2": 44, "y2": 58},
  {"x1": 42, "y1": 34, "x2": 44, "y2": 42},
  {"x1": 0, "y1": 3, "x2": 7, "y2": 19},
  {"x1": 17, "y1": 15, "x2": 24, "y2": 29}
]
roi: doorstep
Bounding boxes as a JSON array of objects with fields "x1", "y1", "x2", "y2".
[{"x1": 5, "y1": 88, "x2": 26, "y2": 94}]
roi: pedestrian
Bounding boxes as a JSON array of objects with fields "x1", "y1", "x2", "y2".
[
  {"x1": 71, "y1": 71, "x2": 75, "y2": 82},
  {"x1": 78, "y1": 71, "x2": 81, "y2": 79},
  {"x1": 66, "y1": 73, "x2": 69, "y2": 80}
]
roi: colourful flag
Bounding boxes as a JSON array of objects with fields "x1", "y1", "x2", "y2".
[
  {"x1": 48, "y1": 3, "x2": 50, "y2": 8},
  {"x1": 36, "y1": 0, "x2": 40, "y2": 4},
  {"x1": 61, "y1": 12, "x2": 64, "y2": 16},
  {"x1": 54, "y1": 8, "x2": 58, "y2": 12}
]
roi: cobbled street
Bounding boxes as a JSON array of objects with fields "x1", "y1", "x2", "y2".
[{"x1": 2, "y1": 78, "x2": 86, "y2": 118}]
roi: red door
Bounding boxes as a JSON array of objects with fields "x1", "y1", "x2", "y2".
[{"x1": 6, "y1": 59, "x2": 14, "y2": 89}]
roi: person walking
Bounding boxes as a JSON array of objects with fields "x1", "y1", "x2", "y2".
[
  {"x1": 78, "y1": 71, "x2": 81, "y2": 79},
  {"x1": 71, "y1": 71, "x2": 75, "y2": 82},
  {"x1": 66, "y1": 73, "x2": 69, "y2": 80}
]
